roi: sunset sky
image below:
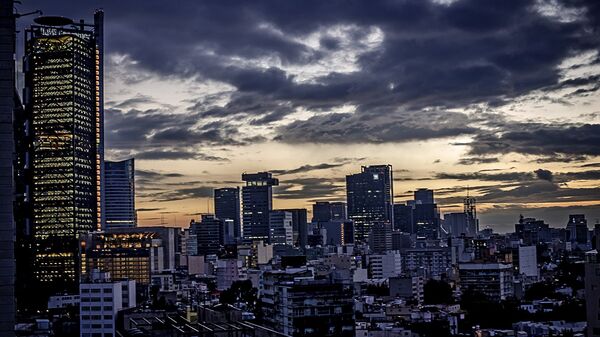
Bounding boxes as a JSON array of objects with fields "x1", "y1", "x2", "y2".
[{"x1": 18, "y1": 0, "x2": 600, "y2": 232}]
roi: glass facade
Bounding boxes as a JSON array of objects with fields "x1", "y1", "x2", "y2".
[
  {"x1": 20, "y1": 12, "x2": 104, "y2": 299},
  {"x1": 346, "y1": 165, "x2": 393, "y2": 242},
  {"x1": 105, "y1": 159, "x2": 136, "y2": 229}
]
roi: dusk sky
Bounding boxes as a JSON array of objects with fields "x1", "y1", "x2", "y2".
[{"x1": 17, "y1": 0, "x2": 600, "y2": 232}]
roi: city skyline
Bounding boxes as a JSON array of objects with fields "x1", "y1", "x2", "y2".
[{"x1": 14, "y1": 0, "x2": 600, "y2": 232}]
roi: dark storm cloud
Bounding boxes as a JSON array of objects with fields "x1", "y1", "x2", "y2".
[
  {"x1": 468, "y1": 123, "x2": 600, "y2": 161},
  {"x1": 136, "y1": 170, "x2": 184, "y2": 179},
  {"x1": 271, "y1": 158, "x2": 356, "y2": 175},
  {"x1": 534, "y1": 168, "x2": 554, "y2": 182},
  {"x1": 274, "y1": 177, "x2": 345, "y2": 200},
  {"x1": 143, "y1": 186, "x2": 215, "y2": 202},
  {"x1": 457, "y1": 157, "x2": 500, "y2": 165},
  {"x1": 18, "y1": 0, "x2": 600, "y2": 155}
]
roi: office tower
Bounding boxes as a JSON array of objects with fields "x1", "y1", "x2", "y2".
[
  {"x1": 464, "y1": 196, "x2": 478, "y2": 234},
  {"x1": 104, "y1": 159, "x2": 136, "y2": 229},
  {"x1": 516, "y1": 245, "x2": 538, "y2": 281},
  {"x1": 586, "y1": 250, "x2": 600, "y2": 337},
  {"x1": 242, "y1": 172, "x2": 279, "y2": 241},
  {"x1": 330, "y1": 202, "x2": 347, "y2": 220},
  {"x1": 320, "y1": 220, "x2": 353, "y2": 246},
  {"x1": 269, "y1": 211, "x2": 293, "y2": 245},
  {"x1": 80, "y1": 272, "x2": 136, "y2": 337},
  {"x1": 412, "y1": 189, "x2": 440, "y2": 239},
  {"x1": 369, "y1": 222, "x2": 393, "y2": 253},
  {"x1": 80, "y1": 231, "x2": 163, "y2": 286},
  {"x1": 312, "y1": 201, "x2": 347, "y2": 223},
  {"x1": 346, "y1": 165, "x2": 393, "y2": 242},
  {"x1": 260, "y1": 268, "x2": 355, "y2": 336},
  {"x1": 393, "y1": 204, "x2": 413, "y2": 233},
  {"x1": 214, "y1": 187, "x2": 241, "y2": 239},
  {"x1": 190, "y1": 214, "x2": 222, "y2": 256},
  {"x1": 444, "y1": 212, "x2": 468, "y2": 237},
  {"x1": 0, "y1": 0, "x2": 15, "y2": 333},
  {"x1": 401, "y1": 246, "x2": 452, "y2": 279},
  {"x1": 514, "y1": 216, "x2": 551, "y2": 245},
  {"x1": 414, "y1": 188, "x2": 434, "y2": 204},
  {"x1": 18, "y1": 12, "x2": 104, "y2": 304},
  {"x1": 278, "y1": 208, "x2": 307, "y2": 247},
  {"x1": 566, "y1": 214, "x2": 588, "y2": 246}
]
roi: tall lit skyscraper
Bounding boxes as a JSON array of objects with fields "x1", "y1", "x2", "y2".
[
  {"x1": 104, "y1": 159, "x2": 136, "y2": 229},
  {"x1": 242, "y1": 172, "x2": 278, "y2": 241},
  {"x1": 214, "y1": 187, "x2": 241, "y2": 239},
  {"x1": 18, "y1": 12, "x2": 104, "y2": 301},
  {"x1": 413, "y1": 188, "x2": 440, "y2": 239},
  {"x1": 0, "y1": 0, "x2": 16, "y2": 333},
  {"x1": 346, "y1": 165, "x2": 393, "y2": 242}
]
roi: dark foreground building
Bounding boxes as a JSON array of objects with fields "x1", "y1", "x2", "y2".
[
  {"x1": 0, "y1": 0, "x2": 16, "y2": 333},
  {"x1": 242, "y1": 172, "x2": 279, "y2": 242}
]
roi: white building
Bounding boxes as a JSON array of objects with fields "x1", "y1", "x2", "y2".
[
  {"x1": 518, "y1": 245, "x2": 538, "y2": 280},
  {"x1": 367, "y1": 251, "x2": 402, "y2": 279},
  {"x1": 80, "y1": 272, "x2": 136, "y2": 337},
  {"x1": 48, "y1": 294, "x2": 80, "y2": 310},
  {"x1": 268, "y1": 211, "x2": 293, "y2": 245},
  {"x1": 216, "y1": 258, "x2": 245, "y2": 290}
]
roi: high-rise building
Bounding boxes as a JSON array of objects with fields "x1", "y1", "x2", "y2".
[
  {"x1": 104, "y1": 159, "x2": 136, "y2": 229},
  {"x1": 278, "y1": 208, "x2": 307, "y2": 247},
  {"x1": 269, "y1": 211, "x2": 293, "y2": 245},
  {"x1": 312, "y1": 201, "x2": 347, "y2": 223},
  {"x1": 412, "y1": 189, "x2": 440, "y2": 239},
  {"x1": 18, "y1": 12, "x2": 104, "y2": 303},
  {"x1": 414, "y1": 188, "x2": 434, "y2": 205},
  {"x1": 0, "y1": 0, "x2": 16, "y2": 332},
  {"x1": 242, "y1": 172, "x2": 278, "y2": 241},
  {"x1": 369, "y1": 222, "x2": 393, "y2": 253},
  {"x1": 214, "y1": 187, "x2": 241, "y2": 239},
  {"x1": 566, "y1": 214, "x2": 588, "y2": 246},
  {"x1": 458, "y1": 262, "x2": 513, "y2": 302},
  {"x1": 393, "y1": 204, "x2": 413, "y2": 233},
  {"x1": 346, "y1": 165, "x2": 393, "y2": 242},
  {"x1": 190, "y1": 214, "x2": 222, "y2": 256}
]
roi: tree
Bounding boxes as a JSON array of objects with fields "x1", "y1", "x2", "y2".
[{"x1": 424, "y1": 279, "x2": 453, "y2": 304}]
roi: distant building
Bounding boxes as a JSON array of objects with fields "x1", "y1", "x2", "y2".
[
  {"x1": 242, "y1": 172, "x2": 279, "y2": 241},
  {"x1": 80, "y1": 231, "x2": 162, "y2": 286},
  {"x1": 190, "y1": 214, "x2": 222, "y2": 256},
  {"x1": 104, "y1": 159, "x2": 136, "y2": 229},
  {"x1": 260, "y1": 268, "x2": 355, "y2": 336},
  {"x1": 389, "y1": 275, "x2": 424, "y2": 304},
  {"x1": 515, "y1": 216, "x2": 551, "y2": 245},
  {"x1": 214, "y1": 187, "x2": 241, "y2": 239},
  {"x1": 586, "y1": 250, "x2": 600, "y2": 337},
  {"x1": 320, "y1": 220, "x2": 352, "y2": 246},
  {"x1": 517, "y1": 245, "x2": 538, "y2": 280},
  {"x1": 566, "y1": 214, "x2": 588, "y2": 245},
  {"x1": 459, "y1": 263, "x2": 513, "y2": 302},
  {"x1": 269, "y1": 211, "x2": 293, "y2": 245},
  {"x1": 278, "y1": 208, "x2": 308, "y2": 247},
  {"x1": 414, "y1": 188, "x2": 434, "y2": 205},
  {"x1": 107, "y1": 226, "x2": 178, "y2": 272},
  {"x1": 312, "y1": 201, "x2": 347, "y2": 223},
  {"x1": 367, "y1": 251, "x2": 402, "y2": 279},
  {"x1": 216, "y1": 258, "x2": 244, "y2": 291},
  {"x1": 369, "y1": 222, "x2": 393, "y2": 253},
  {"x1": 80, "y1": 271, "x2": 136, "y2": 337},
  {"x1": 414, "y1": 203, "x2": 440, "y2": 239},
  {"x1": 346, "y1": 165, "x2": 394, "y2": 242},
  {"x1": 401, "y1": 247, "x2": 451, "y2": 278},
  {"x1": 393, "y1": 204, "x2": 414, "y2": 234}
]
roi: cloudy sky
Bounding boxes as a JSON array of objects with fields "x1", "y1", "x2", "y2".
[{"x1": 18, "y1": 0, "x2": 600, "y2": 232}]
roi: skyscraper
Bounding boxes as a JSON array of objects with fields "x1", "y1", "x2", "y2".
[
  {"x1": 104, "y1": 159, "x2": 136, "y2": 229},
  {"x1": 393, "y1": 204, "x2": 413, "y2": 234},
  {"x1": 19, "y1": 12, "x2": 104, "y2": 301},
  {"x1": 412, "y1": 188, "x2": 440, "y2": 239},
  {"x1": 346, "y1": 165, "x2": 393, "y2": 242},
  {"x1": 278, "y1": 208, "x2": 307, "y2": 247},
  {"x1": 190, "y1": 214, "x2": 222, "y2": 256},
  {"x1": 0, "y1": 0, "x2": 15, "y2": 333},
  {"x1": 214, "y1": 187, "x2": 241, "y2": 239},
  {"x1": 242, "y1": 172, "x2": 278, "y2": 241},
  {"x1": 312, "y1": 201, "x2": 347, "y2": 223}
]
